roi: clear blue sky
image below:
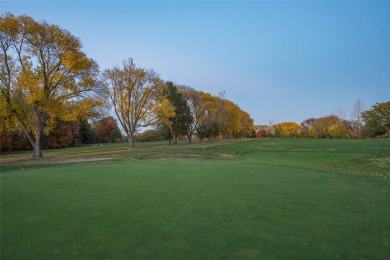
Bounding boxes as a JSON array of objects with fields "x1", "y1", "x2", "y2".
[{"x1": 2, "y1": 0, "x2": 389, "y2": 125}]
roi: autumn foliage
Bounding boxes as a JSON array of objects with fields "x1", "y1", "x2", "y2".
[
  {"x1": 95, "y1": 116, "x2": 122, "y2": 143},
  {"x1": 271, "y1": 122, "x2": 300, "y2": 138},
  {"x1": 0, "y1": 13, "x2": 104, "y2": 156},
  {"x1": 256, "y1": 129, "x2": 267, "y2": 138},
  {"x1": 2, "y1": 13, "x2": 389, "y2": 154}
]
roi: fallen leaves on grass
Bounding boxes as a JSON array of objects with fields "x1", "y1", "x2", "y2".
[{"x1": 320, "y1": 155, "x2": 390, "y2": 177}]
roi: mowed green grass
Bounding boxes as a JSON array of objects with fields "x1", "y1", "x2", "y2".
[{"x1": 1, "y1": 139, "x2": 389, "y2": 259}]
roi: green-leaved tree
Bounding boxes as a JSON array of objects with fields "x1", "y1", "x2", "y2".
[
  {"x1": 362, "y1": 101, "x2": 390, "y2": 138},
  {"x1": 163, "y1": 82, "x2": 192, "y2": 144}
]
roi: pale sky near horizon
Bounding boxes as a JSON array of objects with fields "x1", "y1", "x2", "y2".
[{"x1": 2, "y1": 0, "x2": 389, "y2": 125}]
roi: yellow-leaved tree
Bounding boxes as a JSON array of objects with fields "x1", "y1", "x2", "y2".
[
  {"x1": 271, "y1": 122, "x2": 301, "y2": 137},
  {"x1": 103, "y1": 58, "x2": 173, "y2": 148},
  {"x1": 0, "y1": 13, "x2": 104, "y2": 157},
  {"x1": 178, "y1": 86, "x2": 216, "y2": 143}
]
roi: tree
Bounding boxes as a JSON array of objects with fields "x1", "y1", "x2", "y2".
[
  {"x1": 271, "y1": 122, "x2": 300, "y2": 138},
  {"x1": 239, "y1": 110, "x2": 254, "y2": 138},
  {"x1": 136, "y1": 127, "x2": 168, "y2": 142},
  {"x1": 194, "y1": 92, "x2": 253, "y2": 140},
  {"x1": 46, "y1": 120, "x2": 79, "y2": 149},
  {"x1": 362, "y1": 101, "x2": 390, "y2": 138},
  {"x1": 79, "y1": 118, "x2": 94, "y2": 144},
  {"x1": 103, "y1": 58, "x2": 161, "y2": 148},
  {"x1": 0, "y1": 126, "x2": 30, "y2": 151},
  {"x1": 256, "y1": 129, "x2": 267, "y2": 138},
  {"x1": 310, "y1": 115, "x2": 339, "y2": 138},
  {"x1": 178, "y1": 86, "x2": 207, "y2": 143},
  {"x1": 351, "y1": 98, "x2": 364, "y2": 138},
  {"x1": 327, "y1": 124, "x2": 349, "y2": 139},
  {"x1": 95, "y1": 116, "x2": 122, "y2": 143},
  {"x1": 306, "y1": 115, "x2": 350, "y2": 138},
  {"x1": 217, "y1": 99, "x2": 242, "y2": 139},
  {"x1": 196, "y1": 92, "x2": 220, "y2": 139},
  {"x1": 300, "y1": 118, "x2": 316, "y2": 138},
  {"x1": 0, "y1": 13, "x2": 103, "y2": 157},
  {"x1": 163, "y1": 82, "x2": 192, "y2": 144}
]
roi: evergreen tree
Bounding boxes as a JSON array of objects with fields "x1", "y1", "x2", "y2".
[
  {"x1": 164, "y1": 82, "x2": 193, "y2": 144},
  {"x1": 79, "y1": 118, "x2": 94, "y2": 144}
]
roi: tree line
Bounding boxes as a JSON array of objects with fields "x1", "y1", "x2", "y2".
[
  {"x1": 0, "y1": 13, "x2": 254, "y2": 156},
  {"x1": 255, "y1": 100, "x2": 390, "y2": 139},
  {"x1": 1, "y1": 14, "x2": 389, "y2": 156}
]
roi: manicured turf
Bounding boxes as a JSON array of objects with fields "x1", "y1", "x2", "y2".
[{"x1": 1, "y1": 139, "x2": 389, "y2": 258}]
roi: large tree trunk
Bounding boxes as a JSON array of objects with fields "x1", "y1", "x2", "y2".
[
  {"x1": 128, "y1": 133, "x2": 135, "y2": 148},
  {"x1": 187, "y1": 133, "x2": 192, "y2": 144},
  {"x1": 31, "y1": 106, "x2": 46, "y2": 157},
  {"x1": 15, "y1": 115, "x2": 44, "y2": 157},
  {"x1": 32, "y1": 137, "x2": 43, "y2": 157}
]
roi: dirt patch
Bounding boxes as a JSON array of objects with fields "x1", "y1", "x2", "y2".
[
  {"x1": 0, "y1": 156, "x2": 117, "y2": 166},
  {"x1": 42, "y1": 157, "x2": 117, "y2": 165}
]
